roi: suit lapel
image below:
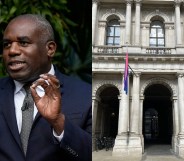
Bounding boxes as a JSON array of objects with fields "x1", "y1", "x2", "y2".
[{"x1": 0, "y1": 78, "x2": 22, "y2": 149}]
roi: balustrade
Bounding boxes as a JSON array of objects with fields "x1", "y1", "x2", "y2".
[{"x1": 146, "y1": 47, "x2": 172, "y2": 54}]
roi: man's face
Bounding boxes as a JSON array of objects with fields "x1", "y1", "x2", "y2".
[{"x1": 3, "y1": 18, "x2": 53, "y2": 83}]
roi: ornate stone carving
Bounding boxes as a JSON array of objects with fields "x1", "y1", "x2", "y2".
[
  {"x1": 92, "y1": 95, "x2": 100, "y2": 102},
  {"x1": 92, "y1": 0, "x2": 99, "y2": 4},
  {"x1": 134, "y1": 72, "x2": 141, "y2": 77},
  {"x1": 165, "y1": 24, "x2": 174, "y2": 30},
  {"x1": 155, "y1": 9, "x2": 160, "y2": 15},
  {"x1": 142, "y1": 9, "x2": 171, "y2": 22},
  {"x1": 135, "y1": 0, "x2": 142, "y2": 3},
  {"x1": 174, "y1": 0, "x2": 182, "y2": 6},
  {"x1": 93, "y1": 81, "x2": 121, "y2": 96},
  {"x1": 141, "y1": 24, "x2": 150, "y2": 29},
  {"x1": 98, "y1": 21, "x2": 106, "y2": 28},
  {"x1": 100, "y1": 9, "x2": 125, "y2": 21},
  {"x1": 144, "y1": 10, "x2": 171, "y2": 22},
  {"x1": 125, "y1": 0, "x2": 133, "y2": 5},
  {"x1": 111, "y1": 8, "x2": 116, "y2": 14},
  {"x1": 177, "y1": 72, "x2": 184, "y2": 78},
  {"x1": 135, "y1": 0, "x2": 142, "y2": 6},
  {"x1": 140, "y1": 77, "x2": 176, "y2": 96}
]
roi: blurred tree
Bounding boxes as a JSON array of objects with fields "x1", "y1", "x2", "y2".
[{"x1": 0, "y1": 0, "x2": 91, "y2": 83}]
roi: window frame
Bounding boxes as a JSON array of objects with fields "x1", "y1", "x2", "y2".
[
  {"x1": 149, "y1": 20, "x2": 165, "y2": 47},
  {"x1": 106, "y1": 19, "x2": 120, "y2": 46}
]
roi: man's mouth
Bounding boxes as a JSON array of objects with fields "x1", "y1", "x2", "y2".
[{"x1": 8, "y1": 61, "x2": 26, "y2": 71}]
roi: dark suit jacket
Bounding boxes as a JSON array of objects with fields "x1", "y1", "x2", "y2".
[{"x1": 0, "y1": 69, "x2": 92, "y2": 161}]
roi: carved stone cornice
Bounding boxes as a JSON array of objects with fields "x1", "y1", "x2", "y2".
[
  {"x1": 92, "y1": 95, "x2": 100, "y2": 102},
  {"x1": 134, "y1": 72, "x2": 141, "y2": 77},
  {"x1": 135, "y1": 0, "x2": 142, "y2": 6},
  {"x1": 92, "y1": 0, "x2": 99, "y2": 4},
  {"x1": 165, "y1": 24, "x2": 174, "y2": 30},
  {"x1": 98, "y1": 21, "x2": 106, "y2": 28},
  {"x1": 141, "y1": 24, "x2": 150, "y2": 29},
  {"x1": 172, "y1": 95, "x2": 177, "y2": 100},
  {"x1": 177, "y1": 72, "x2": 184, "y2": 78},
  {"x1": 174, "y1": 0, "x2": 182, "y2": 7},
  {"x1": 125, "y1": 0, "x2": 133, "y2": 5},
  {"x1": 140, "y1": 95, "x2": 144, "y2": 99}
]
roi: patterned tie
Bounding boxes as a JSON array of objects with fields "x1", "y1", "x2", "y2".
[{"x1": 20, "y1": 84, "x2": 34, "y2": 155}]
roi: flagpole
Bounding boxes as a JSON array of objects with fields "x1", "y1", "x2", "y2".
[
  {"x1": 126, "y1": 42, "x2": 137, "y2": 77},
  {"x1": 128, "y1": 64, "x2": 137, "y2": 77},
  {"x1": 126, "y1": 43, "x2": 129, "y2": 134},
  {"x1": 125, "y1": 42, "x2": 130, "y2": 144}
]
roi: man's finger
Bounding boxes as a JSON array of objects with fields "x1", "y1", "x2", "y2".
[
  {"x1": 40, "y1": 74, "x2": 61, "y2": 89},
  {"x1": 30, "y1": 85, "x2": 41, "y2": 103}
]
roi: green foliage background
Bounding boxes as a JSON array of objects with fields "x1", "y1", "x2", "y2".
[{"x1": 0, "y1": 0, "x2": 91, "y2": 83}]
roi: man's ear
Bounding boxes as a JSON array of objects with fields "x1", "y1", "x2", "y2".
[{"x1": 46, "y1": 41, "x2": 57, "y2": 58}]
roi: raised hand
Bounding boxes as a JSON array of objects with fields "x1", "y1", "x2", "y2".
[{"x1": 30, "y1": 74, "x2": 65, "y2": 135}]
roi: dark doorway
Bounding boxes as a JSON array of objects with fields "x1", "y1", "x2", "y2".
[
  {"x1": 143, "y1": 84, "x2": 173, "y2": 145},
  {"x1": 99, "y1": 86, "x2": 119, "y2": 138}
]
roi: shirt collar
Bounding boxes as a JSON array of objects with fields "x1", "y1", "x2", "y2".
[{"x1": 14, "y1": 64, "x2": 55, "y2": 94}]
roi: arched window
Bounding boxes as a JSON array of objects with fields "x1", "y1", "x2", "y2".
[
  {"x1": 106, "y1": 19, "x2": 120, "y2": 46},
  {"x1": 149, "y1": 21, "x2": 165, "y2": 47}
]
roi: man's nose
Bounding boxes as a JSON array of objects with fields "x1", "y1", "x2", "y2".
[{"x1": 9, "y1": 42, "x2": 20, "y2": 56}]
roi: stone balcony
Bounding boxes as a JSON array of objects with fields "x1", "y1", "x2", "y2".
[
  {"x1": 92, "y1": 45, "x2": 175, "y2": 55},
  {"x1": 146, "y1": 47, "x2": 173, "y2": 54},
  {"x1": 93, "y1": 45, "x2": 121, "y2": 54}
]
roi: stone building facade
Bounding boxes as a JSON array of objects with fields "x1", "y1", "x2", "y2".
[{"x1": 92, "y1": 0, "x2": 184, "y2": 158}]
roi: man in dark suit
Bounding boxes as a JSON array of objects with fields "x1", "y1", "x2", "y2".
[{"x1": 1, "y1": 14, "x2": 91, "y2": 161}]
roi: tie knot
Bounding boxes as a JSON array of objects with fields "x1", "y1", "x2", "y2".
[
  {"x1": 23, "y1": 83, "x2": 32, "y2": 94},
  {"x1": 21, "y1": 83, "x2": 33, "y2": 111}
]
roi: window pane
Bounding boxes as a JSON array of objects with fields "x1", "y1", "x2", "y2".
[
  {"x1": 158, "y1": 39, "x2": 164, "y2": 45},
  {"x1": 108, "y1": 19, "x2": 120, "y2": 26},
  {"x1": 150, "y1": 20, "x2": 165, "y2": 47},
  {"x1": 152, "y1": 21, "x2": 163, "y2": 28},
  {"x1": 115, "y1": 27, "x2": 120, "y2": 36},
  {"x1": 107, "y1": 37, "x2": 113, "y2": 45},
  {"x1": 106, "y1": 42, "x2": 113, "y2": 45},
  {"x1": 150, "y1": 38, "x2": 156, "y2": 46},
  {"x1": 150, "y1": 28, "x2": 156, "y2": 37},
  {"x1": 106, "y1": 19, "x2": 120, "y2": 45},
  {"x1": 114, "y1": 37, "x2": 120, "y2": 45},
  {"x1": 107, "y1": 27, "x2": 114, "y2": 36},
  {"x1": 157, "y1": 29, "x2": 164, "y2": 37}
]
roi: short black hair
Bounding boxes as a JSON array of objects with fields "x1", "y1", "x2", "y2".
[{"x1": 10, "y1": 14, "x2": 55, "y2": 42}]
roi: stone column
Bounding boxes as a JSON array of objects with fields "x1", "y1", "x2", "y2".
[
  {"x1": 172, "y1": 96, "x2": 179, "y2": 153},
  {"x1": 130, "y1": 72, "x2": 141, "y2": 134},
  {"x1": 92, "y1": 95, "x2": 100, "y2": 151},
  {"x1": 113, "y1": 73, "x2": 130, "y2": 156},
  {"x1": 139, "y1": 96, "x2": 144, "y2": 153},
  {"x1": 134, "y1": 0, "x2": 142, "y2": 46},
  {"x1": 173, "y1": 97, "x2": 179, "y2": 137},
  {"x1": 98, "y1": 21, "x2": 107, "y2": 45},
  {"x1": 92, "y1": 0, "x2": 99, "y2": 46},
  {"x1": 165, "y1": 24, "x2": 174, "y2": 48},
  {"x1": 120, "y1": 21, "x2": 126, "y2": 46},
  {"x1": 125, "y1": 0, "x2": 133, "y2": 44},
  {"x1": 117, "y1": 74, "x2": 129, "y2": 135},
  {"x1": 176, "y1": 73, "x2": 184, "y2": 158},
  {"x1": 174, "y1": 0, "x2": 182, "y2": 45},
  {"x1": 92, "y1": 95, "x2": 100, "y2": 135},
  {"x1": 139, "y1": 96, "x2": 144, "y2": 135},
  {"x1": 177, "y1": 73, "x2": 184, "y2": 134},
  {"x1": 141, "y1": 24, "x2": 150, "y2": 48}
]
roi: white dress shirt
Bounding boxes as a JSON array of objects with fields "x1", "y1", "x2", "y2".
[{"x1": 14, "y1": 65, "x2": 63, "y2": 141}]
